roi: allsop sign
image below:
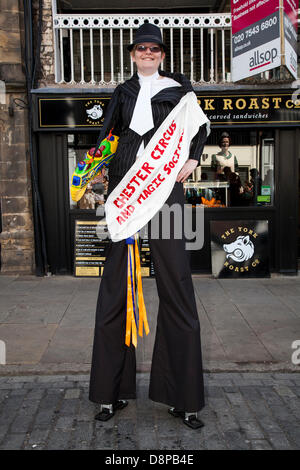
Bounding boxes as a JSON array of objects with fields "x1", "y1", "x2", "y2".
[{"x1": 231, "y1": 0, "x2": 298, "y2": 81}]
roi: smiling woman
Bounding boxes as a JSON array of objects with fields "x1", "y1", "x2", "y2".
[
  {"x1": 89, "y1": 22, "x2": 209, "y2": 430},
  {"x1": 131, "y1": 42, "x2": 165, "y2": 76}
]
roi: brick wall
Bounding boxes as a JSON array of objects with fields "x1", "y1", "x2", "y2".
[
  {"x1": 0, "y1": 0, "x2": 35, "y2": 273},
  {"x1": 35, "y1": 0, "x2": 55, "y2": 86}
]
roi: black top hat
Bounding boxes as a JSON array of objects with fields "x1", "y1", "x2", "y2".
[{"x1": 127, "y1": 23, "x2": 166, "y2": 52}]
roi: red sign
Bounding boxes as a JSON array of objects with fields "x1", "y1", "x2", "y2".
[{"x1": 231, "y1": 0, "x2": 279, "y2": 34}]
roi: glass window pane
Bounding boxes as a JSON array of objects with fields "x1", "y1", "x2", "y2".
[
  {"x1": 184, "y1": 129, "x2": 275, "y2": 207},
  {"x1": 68, "y1": 133, "x2": 109, "y2": 210}
]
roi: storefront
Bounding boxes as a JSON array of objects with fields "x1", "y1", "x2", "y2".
[{"x1": 31, "y1": 87, "x2": 300, "y2": 276}]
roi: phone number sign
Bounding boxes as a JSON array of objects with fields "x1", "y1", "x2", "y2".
[
  {"x1": 231, "y1": 0, "x2": 281, "y2": 81},
  {"x1": 231, "y1": 0, "x2": 298, "y2": 81}
]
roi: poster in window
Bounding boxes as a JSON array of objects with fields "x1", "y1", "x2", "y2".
[{"x1": 210, "y1": 220, "x2": 270, "y2": 278}]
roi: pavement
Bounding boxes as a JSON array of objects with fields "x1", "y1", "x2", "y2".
[
  {"x1": 0, "y1": 273, "x2": 300, "y2": 374},
  {"x1": 0, "y1": 273, "x2": 300, "y2": 450},
  {"x1": 0, "y1": 372, "x2": 300, "y2": 450}
]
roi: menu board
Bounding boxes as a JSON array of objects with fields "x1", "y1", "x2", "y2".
[
  {"x1": 74, "y1": 220, "x2": 153, "y2": 277},
  {"x1": 74, "y1": 220, "x2": 109, "y2": 277},
  {"x1": 140, "y1": 237, "x2": 153, "y2": 277}
]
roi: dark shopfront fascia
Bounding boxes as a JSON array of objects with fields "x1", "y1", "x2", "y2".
[{"x1": 31, "y1": 88, "x2": 300, "y2": 276}]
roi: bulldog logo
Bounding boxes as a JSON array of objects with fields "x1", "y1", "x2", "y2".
[
  {"x1": 86, "y1": 104, "x2": 103, "y2": 120},
  {"x1": 223, "y1": 235, "x2": 254, "y2": 263}
]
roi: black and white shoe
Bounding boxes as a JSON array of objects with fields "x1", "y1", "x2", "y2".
[
  {"x1": 95, "y1": 400, "x2": 128, "y2": 422},
  {"x1": 168, "y1": 408, "x2": 204, "y2": 430}
]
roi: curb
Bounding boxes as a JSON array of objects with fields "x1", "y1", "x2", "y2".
[{"x1": 0, "y1": 361, "x2": 299, "y2": 376}]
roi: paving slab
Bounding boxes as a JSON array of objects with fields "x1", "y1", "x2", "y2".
[
  {"x1": 0, "y1": 324, "x2": 57, "y2": 364},
  {"x1": 0, "y1": 276, "x2": 18, "y2": 288},
  {"x1": 257, "y1": 325, "x2": 300, "y2": 362},
  {"x1": 60, "y1": 293, "x2": 98, "y2": 328},
  {"x1": 1, "y1": 278, "x2": 42, "y2": 295},
  {"x1": 40, "y1": 326, "x2": 94, "y2": 364},
  {"x1": 3, "y1": 295, "x2": 73, "y2": 324}
]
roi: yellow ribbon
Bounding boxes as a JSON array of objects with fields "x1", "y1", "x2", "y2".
[
  {"x1": 125, "y1": 234, "x2": 149, "y2": 347},
  {"x1": 125, "y1": 244, "x2": 137, "y2": 348}
]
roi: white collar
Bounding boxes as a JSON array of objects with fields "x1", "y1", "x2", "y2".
[{"x1": 137, "y1": 70, "x2": 160, "y2": 83}]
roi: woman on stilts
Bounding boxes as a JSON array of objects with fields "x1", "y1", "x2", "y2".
[{"x1": 89, "y1": 23, "x2": 209, "y2": 429}]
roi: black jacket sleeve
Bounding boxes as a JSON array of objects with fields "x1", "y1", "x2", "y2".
[
  {"x1": 93, "y1": 85, "x2": 121, "y2": 157},
  {"x1": 189, "y1": 123, "x2": 209, "y2": 164}
]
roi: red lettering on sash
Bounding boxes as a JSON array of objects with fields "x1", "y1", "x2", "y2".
[
  {"x1": 141, "y1": 162, "x2": 155, "y2": 174},
  {"x1": 158, "y1": 138, "x2": 168, "y2": 149},
  {"x1": 117, "y1": 215, "x2": 125, "y2": 225},
  {"x1": 130, "y1": 175, "x2": 140, "y2": 186},
  {"x1": 172, "y1": 149, "x2": 180, "y2": 164},
  {"x1": 151, "y1": 144, "x2": 165, "y2": 160},
  {"x1": 123, "y1": 187, "x2": 132, "y2": 198},
  {"x1": 137, "y1": 193, "x2": 145, "y2": 205},
  {"x1": 113, "y1": 195, "x2": 127, "y2": 209},
  {"x1": 136, "y1": 170, "x2": 147, "y2": 181},
  {"x1": 147, "y1": 184, "x2": 155, "y2": 193},
  {"x1": 127, "y1": 205, "x2": 135, "y2": 213},
  {"x1": 120, "y1": 205, "x2": 135, "y2": 220},
  {"x1": 151, "y1": 150, "x2": 160, "y2": 160},
  {"x1": 126, "y1": 183, "x2": 135, "y2": 196}
]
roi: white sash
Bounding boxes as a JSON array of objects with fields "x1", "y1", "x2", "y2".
[{"x1": 105, "y1": 92, "x2": 209, "y2": 242}]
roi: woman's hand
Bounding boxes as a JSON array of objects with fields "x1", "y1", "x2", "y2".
[{"x1": 176, "y1": 159, "x2": 198, "y2": 183}]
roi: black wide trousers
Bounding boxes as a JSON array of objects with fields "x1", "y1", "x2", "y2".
[{"x1": 89, "y1": 183, "x2": 205, "y2": 413}]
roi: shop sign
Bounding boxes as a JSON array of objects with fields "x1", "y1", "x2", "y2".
[
  {"x1": 37, "y1": 92, "x2": 300, "y2": 129},
  {"x1": 210, "y1": 220, "x2": 270, "y2": 278},
  {"x1": 196, "y1": 93, "x2": 300, "y2": 124},
  {"x1": 231, "y1": 0, "x2": 298, "y2": 81},
  {"x1": 38, "y1": 97, "x2": 110, "y2": 128}
]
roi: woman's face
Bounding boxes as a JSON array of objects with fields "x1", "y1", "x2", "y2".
[
  {"x1": 220, "y1": 137, "x2": 230, "y2": 150},
  {"x1": 131, "y1": 42, "x2": 165, "y2": 76}
]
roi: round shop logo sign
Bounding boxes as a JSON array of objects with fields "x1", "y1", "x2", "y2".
[
  {"x1": 223, "y1": 235, "x2": 254, "y2": 262},
  {"x1": 221, "y1": 226, "x2": 260, "y2": 273},
  {"x1": 85, "y1": 100, "x2": 105, "y2": 125}
]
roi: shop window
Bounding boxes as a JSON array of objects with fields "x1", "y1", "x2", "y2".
[
  {"x1": 184, "y1": 129, "x2": 275, "y2": 208},
  {"x1": 68, "y1": 129, "x2": 275, "y2": 211},
  {"x1": 68, "y1": 133, "x2": 109, "y2": 210}
]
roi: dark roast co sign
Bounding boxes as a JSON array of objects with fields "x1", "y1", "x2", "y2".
[
  {"x1": 197, "y1": 93, "x2": 300, "y2": 125},
  {"x1": 37, "y1": 91, "x2": 300, "y2": 129},
  {"x1": 210, "y1": 220, "x2": 270, "y2": 278},
  {"x1": 38, "y1": 97, "x2": 110, "y2": 128}
]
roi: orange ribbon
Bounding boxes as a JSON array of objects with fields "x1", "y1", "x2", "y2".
[{"x1": 125, "y1": 235, "x2": 149, "y2": 348}]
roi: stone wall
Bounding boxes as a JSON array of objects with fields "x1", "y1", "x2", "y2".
[
  {"x1": 0, "y1": 0, "x2": 35, "y2": 274},
  {"x1": 34, "y1": 0, "x2": 56, "y2": 86}
]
